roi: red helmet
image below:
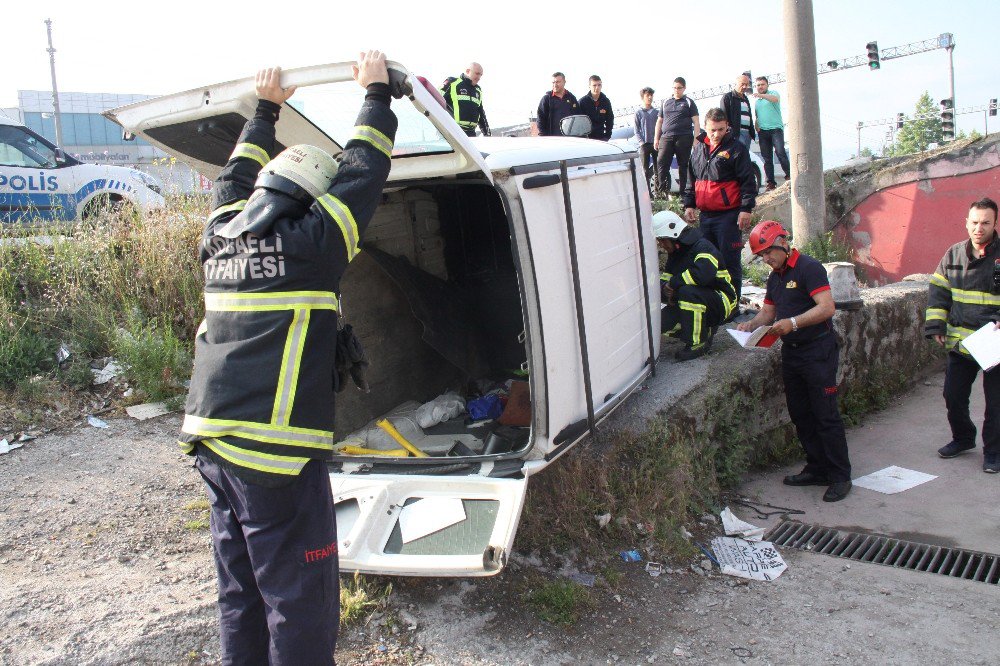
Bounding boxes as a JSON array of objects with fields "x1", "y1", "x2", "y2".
[{"x1": 748, "y1": 220, "x2": 789, "y2": 254}]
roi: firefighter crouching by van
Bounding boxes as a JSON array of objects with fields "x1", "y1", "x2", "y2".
[
  {"x1": 737, "y1": 220, "x2": 853, "y2": 502},
  {"x1": 178, "y1": 53, "x2": 397, "y2": 664},
  {"x1": 654, "y1": 210, "x2": 736, "y2": 361}
]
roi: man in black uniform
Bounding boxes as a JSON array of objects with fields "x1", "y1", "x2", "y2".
[
  {"x1": 178, "y1": 52, "x2": 397, "y2": 664},
  {"x1": 441, "y1": 62, "x2": 490, "y2": 137},
  {"x1": 536, "y1": 72, "x2": 579, "y2": 136},
  {"x1": 738, "y1": 220, "x2": 852, "y2": 502},
  {"x1": 578, "y1": 74, "x2": 614, "y2": 141},
  {"x1": 654, "y1": 76, "x2": 700, "y2": 197},
  {"x1": 654, "y1": 211, "x2": 736, "y2": 361},
  {"x1": 924, "y1": 197, "x2": 1000, "y2": 473}
]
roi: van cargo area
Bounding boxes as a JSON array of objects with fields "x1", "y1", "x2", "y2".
[{"x1": 332, "y1": 182, "x2": 531, "y2": 468}]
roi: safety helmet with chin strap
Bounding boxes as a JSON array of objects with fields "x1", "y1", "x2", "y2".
[
  {"x1": 255, "y1": 144, "x2": 340, "y2": 203},
  {"x1": 652, "y1": 210, "x2": 688, "y2": 240},
  {"x1": 748, "y1": 219, "x2": 789, "y2": 254}
]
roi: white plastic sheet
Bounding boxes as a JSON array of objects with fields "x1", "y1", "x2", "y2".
[
  {"x1": 853, "y1": 465, "x2": 937, "y2": 494},
  {"x1": 711, "y1": 537, "x2": 787, "y2": 581},
  {"x1": 720, "y1": 507, "x2": 766, "y2": 541}
]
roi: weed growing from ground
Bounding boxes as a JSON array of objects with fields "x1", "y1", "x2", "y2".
[
  {"x1": 526, "y1": 578, "x2": 593, "y2": 625},
  {"x1": 339, "y1": 573, "x2": 392, "y2": 627}
]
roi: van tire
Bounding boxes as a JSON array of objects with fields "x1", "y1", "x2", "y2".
[{"x1": 81, "y1": 195, "x2": 135, "y2": 225}]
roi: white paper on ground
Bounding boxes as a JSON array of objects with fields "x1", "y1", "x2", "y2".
[
  {"x1": 398, "y1": 497, "x2": 467, "y2": 544},
  {"x1": 711, "y1": 537, "x2": 787, "y2": 581},
  {"x1": 852, "y1": 465, "x2": 937, "y2": 494},
  {"x1": 91, "y1": 360, "x2": 122, "y2": 385},
  {"x1": 960, "y1": 322, "x2": 1000, "y2": 371},
  {"x1": 126, "y1": 402, "x2": 172, "y2": 420},
  {"x1": 720, "y1": 507, "x2": 766, "y2": 541},
  {"x1": 86, "y1": 415, "x2": 110, "y2": 429},
  {"x1": 0, "y1": 439, "x2": 24, "y2": 455}
]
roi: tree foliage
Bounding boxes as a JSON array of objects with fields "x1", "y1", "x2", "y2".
[{"x1": 886, "y1": 91, "x2": 944, "y2": 157}]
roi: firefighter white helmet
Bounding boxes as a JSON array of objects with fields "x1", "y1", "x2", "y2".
[
  {"x1": 255, "y1": 144, "x2": 340, "y2": 202},
  {"x1": 652, "y1": 210, "x2": 688, "y2": 240}
]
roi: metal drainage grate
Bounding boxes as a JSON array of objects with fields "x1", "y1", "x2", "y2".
[{"x1": 765, "y1": 521, "x2": 1000, "y2": 585}]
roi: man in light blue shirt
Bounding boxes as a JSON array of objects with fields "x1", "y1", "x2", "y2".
[
  {"x1": 633, "y1": 87, "x2": 659, "y2": 193},
  {"x1": 753, "y1": 76, "x2": 790, "y2": 190}
]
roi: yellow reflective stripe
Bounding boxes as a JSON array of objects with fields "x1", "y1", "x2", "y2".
[
  {"x1": 719, "y1": 270, "x2": 732, "y2": 280},
  {"x1": 682, "y1": 270, "x2": 696, "y2": 286},
  {"x1": 207, "y1": 199, "x2": 247, "y2": 223},
  {"x1": 719, "y1": 291, "x2": 735, "y2": 317},
  {"x1": 454, "y1": 95, "x2": 481, "y2": 105},
  {"x1": 925, "y1": 308, "x2": 948, "y2": 322},
  {"x1": 947, "y1": 323, "x2": 977, "y2": 339},
  {"x1": 951, "y1": 288, "x2": 1000, "y2": 306},
  {"x1": 230, "y1": 142, "x2": 269, "y2": 167},
  {"x1": 316, "y1": 194, "x2": 360, "y2": 261},
  {"x1": 661, "y1": 272, "x2": 672, "y2": 281},
  {"x1": 930, "y1": 273, "x2": 950, "y2": 289},
  {"x1": 679, "y1": 301, "x2": 706, "y2": 345},
  {"x1": 272, "y1": 309, "x2": 309, "y2": 426},
  {"x1": 694, "y1": 253, "x2": 719, "y2": 268},
  {"x1": 182, "y1": 414, "x2": 333, "y2": 449},
  {"x1": 202, "y1": 438, "x2": 308, "y2": 476},
  {"x1": 205, "y1": 290, "x2": 339, "y2": 311},
  {"x1": 449, "y1": 79, "x2": 464, "y2": 126},
  {"x1": 177, "y1": 440, "x2": 195, "y2": 454},
  {"x1": 352, "y1": 125, "x2": 393, "y2": 159}
]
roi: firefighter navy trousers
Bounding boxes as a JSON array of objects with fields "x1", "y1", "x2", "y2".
[
  {"x1": 781, "y1": 333, "x2": 851, "y2": 483},
  {"x1": 195, "y1": 453, "x2": 339, "y2": 666},
  {"x1": 661, "y1": 285, "x2": 726, "y2": 350},
  {"x1": 699, "y1": 209, "x2": 744, "y2": 304}
]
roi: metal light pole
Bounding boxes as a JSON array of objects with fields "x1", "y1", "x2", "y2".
[
  {"x1": 782, "y1": 0, "x2": 825, "y2": 243},
  {"x1": 44, "y1": 18, "x2": 64, "y2": 150}
]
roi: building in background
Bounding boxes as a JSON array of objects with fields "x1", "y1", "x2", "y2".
[{"x1": 12, "y1": 90, "x2": 209, "y2": 194}]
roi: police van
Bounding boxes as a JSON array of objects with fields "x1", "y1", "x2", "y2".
[
  {"x1": 107, "y1": 61, "x2": 661, "y2": 577},
  {"x1": 0, "y1": 114, "x2": 165, "y2": 225}
]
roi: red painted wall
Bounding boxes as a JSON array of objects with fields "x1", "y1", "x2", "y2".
[{"x1": 844, "y1": 166, "x2": 1000, "y2": 284}]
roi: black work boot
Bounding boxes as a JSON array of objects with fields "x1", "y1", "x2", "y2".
[
  {"x1": 823, "y1": 480, "x2": 852, "y2": 502},
  {"x1": 674, "y1": 345, "x2": 708, "y2": 362},
  {"x1": 937, "y1": 441, "x2": 975, "y2": 458}
]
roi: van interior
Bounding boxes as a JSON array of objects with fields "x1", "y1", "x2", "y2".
[{"x1": 332, "y1": 181, "x2": 532, "y2": 466}]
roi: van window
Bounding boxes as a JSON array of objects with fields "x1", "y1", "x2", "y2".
[{"x1": 0, "y1": 125, "x2": 58, "y2": 168}]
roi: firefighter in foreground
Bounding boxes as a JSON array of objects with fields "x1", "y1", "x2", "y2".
[
  {"x1": 654, "y1": 210, "x2": 736, "y2": 361},
  {"x1": 738, "y1": 221, "x2": 852, "y2": 502},
  {"x1": 178, "y1": 52, "x2": 397, "y2": 664},
  {"x1": 924, "y1": 197, "x2": 1000, "y2": 473},
  {"x1": 441, "y1": 62, "x2": 490, "y2": 137}
]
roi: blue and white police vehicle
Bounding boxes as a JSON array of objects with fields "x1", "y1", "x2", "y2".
[{"x1": 0, "y1": 113, "x2": 164, "y2": 225}]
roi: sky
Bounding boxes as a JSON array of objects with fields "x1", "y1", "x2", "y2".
[{"x1": 4, "y1": 0, "x2": 998, "y2": 166}]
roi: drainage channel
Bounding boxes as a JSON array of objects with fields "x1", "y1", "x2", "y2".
[{"x1": 765, "y1": 521, "x2": 1000, "y2": 585}]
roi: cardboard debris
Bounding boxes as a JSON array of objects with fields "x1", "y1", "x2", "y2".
[
  {"x1": 86, "y1": 415, "x2": 110, "y2": 429},
  {"x1": 853, "y1": 465, "x2": 937, "y2": 494},
  {"x1": 720, "y1": 507, "x2": 766, "y2": 541},
  {"x1": 0, "y1": 439, "x2": 24, "y2": 455},
  {"x1": 711, "y1": 537, "x2": 787, "y2": 581},
  {"x1": 126, "y1": 402, "x2": 173, "y2": 421}
]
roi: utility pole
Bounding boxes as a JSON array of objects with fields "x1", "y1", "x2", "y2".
[
  {"x1": 44, "y1": 18, "x2": 64, "y2": 150},
  {"x1": 782, "y1": 0, "x2": 825, "y2": 243},
  {"x1": 946, "y1": 36, "x2": 956, "y2": 136}
]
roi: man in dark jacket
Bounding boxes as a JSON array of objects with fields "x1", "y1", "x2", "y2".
[
  {"x1": 180, "y1": 52, "x2": 397, "y2": 664},
  {"x1": 720, "y1": 74, "x2": 755, "y2": 148},
  {"x1": 654, "y1": 211, "x2": 736, "y2": 361},
  {"x1": 578, "y1": 74, "x2": 614, "y2": 140},
  {"x1": 682, "y1": 107, "x2": 756, "y2": 306},
  {"x1": 536, "y1": 72, "x2": 579, "y2": 136},
  {"x1": 440, "y1": 62, "x2": 490, "y2": 137},
  {"x1": 925, "y1": 197, "x2": 1000, "y2": 473}
]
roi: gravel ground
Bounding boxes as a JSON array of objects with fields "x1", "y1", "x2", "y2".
[{"x1": 1, "y1": 413, "x2": 998, "y2": 665}]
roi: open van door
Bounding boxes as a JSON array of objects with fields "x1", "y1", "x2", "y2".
[{"x1": 104, "y1": 61, "x2": 493, "y2": 185}]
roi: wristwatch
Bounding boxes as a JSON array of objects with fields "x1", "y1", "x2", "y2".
[{"x1": 790, "y1": 317, "x2": 798, "y2": 332}]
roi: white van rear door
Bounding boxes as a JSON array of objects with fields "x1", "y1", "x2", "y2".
[
  {"x1": 331, "y1": 471, "x2": 526, "y2": 576},
  {"x1": 104, "y1": 62, "x2": 492, "y2": 184}
]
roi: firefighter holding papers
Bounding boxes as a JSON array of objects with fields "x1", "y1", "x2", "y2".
[
  {"x1": 738, "y1": 220, "x2": 852, "y2": 502},
  {"x1": 178, "y1": 52, "x2": 397, "y2": 664},
  {"x1": 655, "y1": 210, "x2": 736, "y2": 361}
]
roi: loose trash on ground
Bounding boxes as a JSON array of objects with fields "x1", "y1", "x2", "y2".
[
  {"x1": 90, "y1": 360, "x2": 122, "y2": 385},
  {"x1": 720, "y1": 506, "x2": 766, "y2": 541},
  {"x1": 595, "y1": 512, "x2": 612, "y2": 529},
  {"x1": 619, "y1": 549, "x2": 643, "y2": 563},
  {"x1": 397, "y1": 497, "x2": 467, "y2": 544},
  {"x1": 125, "y1": 402, "x2": 173, "y2": 421},
  {"x1": 86, "y1": 415, "x2": 110, "y2": 429},
  {"x1": 645, "y1": 562, "x2": 664, "y2": 576},
  {"x1": 852, "y1": 465, "x2": 937, "y2": 494},
  {"x1": 56, "y1": 343, "x2": 71, "y2": 364},
  {"x1": 0, "y1": 439, "x2": 24, "y2": 455},
  {"x1": 711, "y1": 537, "x2": 787, "y2": 581},
  {"x1": 567, "y1": 572, "x2": 596, "y2": 587}
]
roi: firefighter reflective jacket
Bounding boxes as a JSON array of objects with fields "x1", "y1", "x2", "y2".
[
  {"x1": 682, "y1": 131, "x2": 756, "y2": 214},
  {"x1": 924, "y1": 234, "x2": 1000, "y2": 354},
  {"x1": 178, "y1": 88, "x2": 397, "y2": 482},
  {"x1": 661, "y1": 225, "x2": 738, "y2": 315},
  {"x1": 441, "y1": 75, "x2": 490, "y2": 137}
]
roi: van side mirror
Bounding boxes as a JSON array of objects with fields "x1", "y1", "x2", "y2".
[{"x1": 560, "y1": 115, "x2": 592, "y2": 138}]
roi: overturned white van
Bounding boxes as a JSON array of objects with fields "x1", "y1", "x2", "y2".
[{"x1": 106, "y1": 61, "x2": 661, "y2": 577}]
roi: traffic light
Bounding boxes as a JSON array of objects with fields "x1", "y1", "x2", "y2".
[
  {"x1": 940, "y1": 98, "x2": 955, "y2": 140},
  {"x1": 991, "y1": 99, "x2": 998, "y2": 117},
  {"x1": 896, "y1": 113, "x2": 904, "y2": 129},
  {"x1": 866, "y1": 41, "x2": 880, "y2": 70}
]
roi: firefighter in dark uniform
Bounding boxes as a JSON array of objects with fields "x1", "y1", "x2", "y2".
[
  {"x1": 924, "y1": 197, "x2": 1000, "y2": 473},
  {"x1": 654, "y1": 211, "x2": 736, "y2": 361},
  {"x1": 178, "y1": 52, "x2": 397, "y2": 664},
  {"x1": 440, "y1": 62, "x2": 490, "y2": 137},
  {"x1": 738, "y1": 220, "x2": 852, "y2": 502}
]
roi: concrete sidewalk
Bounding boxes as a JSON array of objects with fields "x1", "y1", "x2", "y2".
[{"x1": 736, "y1": 369, "x2": 1000, "y2": 554}]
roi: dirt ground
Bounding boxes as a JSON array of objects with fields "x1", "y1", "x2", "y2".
[{"x1": 1, "y1": 412, "x2": 998, "y2": 665}]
